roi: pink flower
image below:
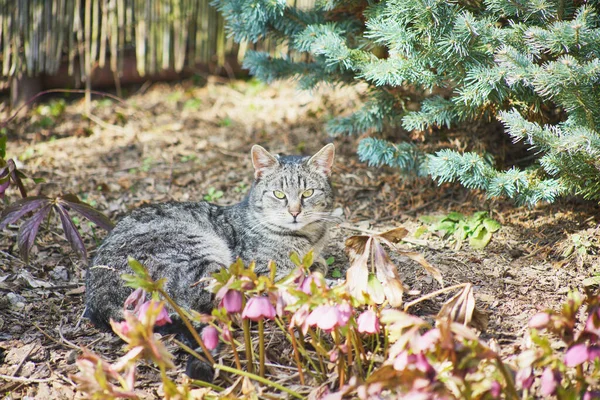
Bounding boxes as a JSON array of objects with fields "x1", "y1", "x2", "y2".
[
  {"x1": 124, "y1": 288, "x2": 146, "y2": 314},
  {"x1": 357, "y1": 310, "x2": 380, "y2": 334},
  {"x1": 516, "y1": 367, "x2": 534, "y2": 390},
  {"x1": 415, "y1": 329, "x2": 440, "y2": 352},
  {"x1": 393, "y1": 351, "x2": 410, "y2": 371},
  {"x1": 414, "y1": 353, "x2": 435, "y2": 379},
  {"x1": 221, "y1": 289, "x2": 243, "y2": 314},
  {"x1": 540, "y1": 367, "x2": 560, "y2": 396},
  {"x1": 299, "y1": 273, "x2": 323, "y2": 294},
  {"x1": 137, "y1": 300, "x2": 172, "y2": 326},
  {"x1": 489, "y1": 381, "x2": 501, "y2": 398},
  {"x1": 112, "y1": 320, "x2": 132, "y2": 336},
  {"x1": 307, "y1": 305, "x2": 344, "y2": 332},
  {"x1": 290, "y1": 304, "x2": 311, "y2": 335},
  {"x1": 221, "y1": 325, "x2": 232, "y2": 342},
  {"x1": 528, "y1": 312, "x2": 550, "y2": 329},
  {"x1": 242, "y1": 296, "x2": 276, "y2": 321},
  {"x1": 338, "y1": 302, "x2": 353, "y2": 326},
  {"x1": 202, "y1": 326, "x2": 219, "y2": 350},
  {"x1": 588, "y1": 345, "x2": 600, "y2": 362},
  {"x1": 583, "y1": 391, "x2": 600, "y2": 400},
  {"x1": 565, "y1": 343, "x2": 589, "y2": 367}
]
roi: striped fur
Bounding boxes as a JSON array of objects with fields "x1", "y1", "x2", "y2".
[{"x1": 84, "y1": 144, "x2": 335, "y2": 330}]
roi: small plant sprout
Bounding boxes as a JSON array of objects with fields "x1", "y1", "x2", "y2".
[
  {"x1": 417, "y1": 211, "x2": 502, "y2": 249},
  {"x1": 204, "y1": 187, "x2": 224, "y2": 202}
]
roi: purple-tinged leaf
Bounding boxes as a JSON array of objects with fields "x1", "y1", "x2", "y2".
[
  {"x1": 55, "y1": 204, "x2": 87, "y2": 260},
  {"x1": 0, "y1": 196, "x2": 50, "y2": 230},
  {"x1": 58, "y1": 195, "x2": 114, "y2": 231},
  {"x1": 7, "y1": 159, "x2": 27, "y2": 198},
  {"x1": 18, "y1": 204, "x2": 52, "y2": 262}
]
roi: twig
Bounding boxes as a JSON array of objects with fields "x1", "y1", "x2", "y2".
[
  {"x1": 32, "y1": 322, "x2": 79, "y2": 351},
  {"x1": 86, "y1": 113, "x2": 128, "y2": 133},
  {"x1": 59, "y1": 317, "x2": 82, "y2": 350},
  {"x1": 403, "y1": 283, "x2": 469, "y2": 312},
  {"x1": 0, "y1": 374, "x2": 52, "y2": 383},
  {"x1": 10, "y1": 344, "x2": 36, "y2": 378}
]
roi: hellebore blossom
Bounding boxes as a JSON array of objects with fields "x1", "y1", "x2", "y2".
[
  {"x1": 242, "y1": 296, "x2": 276, "y2": 321},
  {"x1": 202, "y1": 326, "x2": 219, "y2": 351},
  {"x1": 307, "y1": 304, "x2": 347, "y2": 332},
  {"x1": 137, "y1": 300, "x2": 172, "y2": 326},
  {"x1": 221, "y1": 289, "x2": 243, "y2": 314},
  {"x1": 528, "y1": 312, "x2": 550, "y2": 329},
  {"x1": 565, "y1": 343, "x2": 591, "y2": 367},
  {"x1": 540, "y1": 367, "x2": 560, "y2": 396},
  {"x1": 515, "y1": 367, "x2": 534, "y2": 390},
  {"x1": 357, "y1": 310, "x2": 380, "y2": 334}
]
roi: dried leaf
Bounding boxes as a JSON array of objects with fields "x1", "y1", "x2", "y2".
[
  {"x1": 18, "y1": 204, "x2": 52, "y2": 262},
  {"x1": 437, "y1": 284, "x2": 475, "y2": 326},
  {"x1": 378, "y1": 227, "x2": 408, "y2": 244},
  {"x1": 344, "y1": 235, "x2": 370, "y2": 262},
  {"x1": 59, "y1": 195, "x2": 114, "y2": 231},
  {"x1": 367, "y1": 273, "x2": 386, "y2": 304},
  {"x1": 381, "y1": 277, "x2": 404, "y2": 308},
  {"x1": 373, "y1": 239, "x2": 401, "y2": 280},
  {"x1": 346, "y1": 237, "x2": 372, "y2": 301},
  {"x1": 397, "y1": 250, "x2": 444, "y2": 287},
  {"x1": 7, "y1": 159, "x2": 27, "y2": 197},
  {"x1": 0, "y1": 196, "x2": 50, "y2": 229},
  {"x1": 55, "y1": 204, "x2": 87, "y2": 260}
]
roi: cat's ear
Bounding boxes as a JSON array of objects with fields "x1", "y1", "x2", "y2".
[
  {"x1": 307, "y1": 143, "x2": 335, "y2": 177},
  {"x1": 251, "y1": 145, "x2": 279, "y2": 179}
]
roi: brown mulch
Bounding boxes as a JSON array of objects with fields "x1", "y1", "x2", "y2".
[{"x1": 1, "y1": 77, "x2": 599, "y2": 398}]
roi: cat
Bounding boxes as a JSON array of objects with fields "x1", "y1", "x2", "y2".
[{"x1": 84, "y1": 143, "x2": 336, "y2": 380}]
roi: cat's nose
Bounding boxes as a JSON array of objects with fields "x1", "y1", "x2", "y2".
[{"x1": 290, "y1": 211, "x2": 301, "y2": 218}]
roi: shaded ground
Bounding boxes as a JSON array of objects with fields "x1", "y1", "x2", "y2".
[{"x1": 1, "y1": 77, "x2": 599, "y2": 398}]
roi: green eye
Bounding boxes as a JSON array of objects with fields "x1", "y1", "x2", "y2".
[
  {"x1": 302, "y1": 189, "x2": 314, "y2": 198},
  {"x1": 273, "y1": 190, "x2": 286, "y2": 199}
]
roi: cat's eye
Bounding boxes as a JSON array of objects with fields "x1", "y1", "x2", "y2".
[
  {"x1": 273, "y1": 190, "x2": 286, "y2": 199},
  {"x1": 302, "y1": 189, "x2": 314, "y2": 198}
]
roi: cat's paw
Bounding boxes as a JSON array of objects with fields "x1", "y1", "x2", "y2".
[
  {"x1": 185, "y1": 355, "x2": 214, "y2": 382},
  {"x1": 311, "y1": 256, "x2": 329, "y2": 277}
]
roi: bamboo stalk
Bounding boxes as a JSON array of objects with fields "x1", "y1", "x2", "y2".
[
  {"x1": 99, "y1": 0, "x2": 108, "y2": 68},
  {"x1": 84, "y1": 0, "x2": 92, "y2": 112}
]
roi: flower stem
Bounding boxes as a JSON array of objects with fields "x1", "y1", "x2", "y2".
[
  {"x1": 288, "y1": 327, "x2": 305, "y2": 385},
  {"x1": 259, "y1": 319, "x2": 266, "y2": 378},
  {"x1": 157, "y1": 288, "x2": 215, "y2": 366},
  {"x1": 215, "y1": 364, "x2": 304, "y2": 399},
  {"x1": 228, "y1": 333, "x2": 242, "y2": 371},
  {"x1": 243, "y1": 318, "x2": 254, "y2": 374}
]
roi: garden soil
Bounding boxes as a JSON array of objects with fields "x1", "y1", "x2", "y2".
[{"x1": 0, "y1": 77, "x2": 599, "y2": 398}]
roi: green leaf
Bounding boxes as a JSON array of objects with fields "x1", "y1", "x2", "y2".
[
  {"x1": 468, "y1": 211, "x2": 488, "y2": 226},
  {"x1": 331, "y1": 268, "x2": 342, "y2": 278},
  {"x1": 326, "y1": 256, "x2": 335, "y2": 266},
  {"x1": 414, "y1": 225, "x2": 428, "y2": 238},
  {"x1": 469, "y1": 226, "x2": 492, "y2": 249},
  {"x1": 290, "y1": 252, "x2": 302, "y2": 267},
  {"x1": 444, "y1": 211, "x2": 464, "y2": 222},
  {"x1": 482, "y1": 218, "x2": 501, "y2": 232},
  {"x1": 302, "y1": 250, "x2": 314, "y2": 268},
  {"x1": 0, "y1": 131, "x2": 6, "y2": 159},
  {"x1": 419, "y1": 215, "x2": 440, "y2": 224},
  {"x1": 433, "y1": 220, "x2": 457, "y2": 235},
  {"x1": 367, "y1": 273, "x2": 385, "y2": 304},
  {"x1": 127, "y1": 257, "x2": 150, "y2": 279}
]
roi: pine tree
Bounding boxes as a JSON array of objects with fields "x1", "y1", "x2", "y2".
[{"x1": 213, "y1": 0, "x2": 600, "y2": 205}]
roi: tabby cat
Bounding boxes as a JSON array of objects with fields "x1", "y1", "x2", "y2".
[{"x1": 84, "y1": 143, "x2": 335, "y2": 379}]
